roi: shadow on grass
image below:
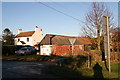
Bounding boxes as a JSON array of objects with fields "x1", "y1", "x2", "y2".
[
  {"x1": 43, "y1": 56, "x2": 93, "y2": 79},
  {"x1": 44, "y1": 65, "x2": 92, "y2": 79},
  {"x1": 93, "y1": 62, "x2": 104, "y2": 79},
  {"x1": 42, "y1": 55, "x2": 112, "y2": 80},
  {"x1": 44, "y1": 64, "x2": 111, "y2": 80}
]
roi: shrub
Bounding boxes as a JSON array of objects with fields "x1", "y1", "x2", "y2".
[
  {"x1": 2, "y1": 45, "x2": 16, "y2": 56},
  {"x1": 2, "y1": 45, "x2": 31, "y2": 56},
  {"x1": 57, "y1": 56, "x2": 87, "y2": 70}
]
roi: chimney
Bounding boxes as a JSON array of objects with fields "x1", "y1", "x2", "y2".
[
  {"x1": 18, "y1": 29, "x2": 22, "y2": 34},
  {"x1": 35, "y1": 26, "x2": 40, "y2": 31}
]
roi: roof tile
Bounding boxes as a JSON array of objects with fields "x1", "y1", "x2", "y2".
[{"x1": 16, "y1": 31, "x2": 35, "y2": 37}]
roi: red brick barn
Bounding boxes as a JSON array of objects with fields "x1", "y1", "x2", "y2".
[{"x1": 39, "y1": 34, "x2": 92, "y2": 56}]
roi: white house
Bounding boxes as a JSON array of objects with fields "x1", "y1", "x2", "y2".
[{"x1": 14, "y1": 26, "x2": 43, "y2": 48}]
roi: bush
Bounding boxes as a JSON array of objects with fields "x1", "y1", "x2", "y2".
[
  {"x1": 2, "y1": 45, "x2": 16, "y2": 56},
  {"x1": 2, "y1": 45, "x2": 31, "y2": 56},
  {"x1": 57, "y1": 56, "x2": 87, "y2": 70}
]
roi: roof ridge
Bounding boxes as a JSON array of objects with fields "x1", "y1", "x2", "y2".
[
  {"x1": 46, "y1": 34, "x2": 81, "y2": 38},
  {"x1": 20, "y1": 31, "x2": 35, "y2": 33}
]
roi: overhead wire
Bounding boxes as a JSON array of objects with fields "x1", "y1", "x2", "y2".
[
  {"x1": 35, "y1": 1, "x2": 87, "y2": 38},
  {"x1": 36, "y1": 2, "x2": 82, "y2": 22},
  {"x1": 50, "y1": 2, "x2": 71, "y2": 12},
  {"x1": 51, "y1": 2, "x2": 81, "y2": 18}
]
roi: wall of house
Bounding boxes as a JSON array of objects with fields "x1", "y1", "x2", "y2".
[
  {"x1": 32, "y1": 29, "x2": 43, "y2": 46},
  {"x1": 14, "y1": 38, "x2": 17, "y2": 45},
  {"x1": 52, "y1": 45, "x2": 84, "y2": 56},
  {"x1": 14, "y1": 37, "x2": 32, "y2": 46},
  {"x1": 40, "y1": 45, "x2": 52, "y2": 55}
]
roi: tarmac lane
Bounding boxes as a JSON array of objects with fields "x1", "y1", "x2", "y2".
[{"x1": 2, "y1": 60, "x2": 60, "y2": 79}]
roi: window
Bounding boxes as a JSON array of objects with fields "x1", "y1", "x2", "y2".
[
  {"x1": 18, "y1": 39, "x2": 20, "y2": 42},
  {"x1": 27, "y1": 38, "x2": 29, "y2": 42}
]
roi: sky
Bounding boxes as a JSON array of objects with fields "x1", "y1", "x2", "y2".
[{"x1": 2, "y1": 2, "x2": 118, "y2": 36}]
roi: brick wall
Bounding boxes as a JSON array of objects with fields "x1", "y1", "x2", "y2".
[
  {"x1": 52, "y1": 45, "x2": 103, "y2": 61},
  {"x1": 52, "y1": 45, "x2": 120, "y2": 61},
  {"x1": 52, "y1": 45, "x2": 84, "y2": 56}
]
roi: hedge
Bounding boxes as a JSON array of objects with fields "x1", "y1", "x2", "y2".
[{"x1": 2, "y1": 45, "x2": 30, "y2": 56}]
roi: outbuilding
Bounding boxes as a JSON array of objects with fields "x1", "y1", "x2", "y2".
[{"x1": 39, "y1": 34, "x2": 92, "y2": 56}]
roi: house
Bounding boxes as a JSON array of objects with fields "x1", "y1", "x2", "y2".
[
  {"x1": 39, "y1": 34, "x2": 92, "y2": 56},
  {"x1": 14, "y1": 26, "x2": 43, "y2": 49}
]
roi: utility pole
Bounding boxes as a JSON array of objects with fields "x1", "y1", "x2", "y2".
[{"x1": 103, "y1": 16, "x2": 111, "y2": 72}]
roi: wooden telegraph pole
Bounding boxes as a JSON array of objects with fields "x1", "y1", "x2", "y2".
[{"x1": 103, "y1": 16, "x2": 111, "y2": 72}]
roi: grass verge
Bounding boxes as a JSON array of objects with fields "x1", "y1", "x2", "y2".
[
  {"x1": 47, "y1": 61, "x2": 120, "y2": 79},
  {"x1": 2, "y1": 55, "x2": 120, "y2": 79}
]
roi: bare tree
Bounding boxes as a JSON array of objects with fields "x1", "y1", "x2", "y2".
[
  {"x1": 82, "y1": 2, "x2": 114, "y2": 51},
  {"x1": 110, "y1": 27, "x2": 120, "y2": 52}
]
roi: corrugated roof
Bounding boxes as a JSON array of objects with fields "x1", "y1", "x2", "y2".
[
  {"x1": 16, "y1": 31, "x2": 35, "y2": 37},
  {"x1": 40, "y1": 34, "x2": 92, "y2": 45}
]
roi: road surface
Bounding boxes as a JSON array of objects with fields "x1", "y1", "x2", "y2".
[{"x1": 2, "y1": 60, "x2": 61, "y2": 79}]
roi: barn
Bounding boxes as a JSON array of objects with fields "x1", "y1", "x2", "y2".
[{"x1": 39, "y1": 34, "x2": 92, "y2": 56}]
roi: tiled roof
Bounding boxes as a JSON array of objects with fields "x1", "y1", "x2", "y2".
[
  {"x1": 16, "y1": 31, "x2": 35, "y2": 37},
  {"x1": 40, "y1": 34, "x2": 92, "y2": 45}
]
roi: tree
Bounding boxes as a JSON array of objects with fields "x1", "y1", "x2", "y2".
[
  {"x1": 2, "y1": 28, "x2": 14, "y2": 45},
  {"x1": 81, "y1": 2, "x2": 114, "y2": 51},
  {"x1": 110, "y1": 27, "x2": 120, "y2": 52}
]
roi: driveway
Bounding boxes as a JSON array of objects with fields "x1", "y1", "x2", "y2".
[{"x1": 2, "y1": 60, "x2": 62, "y2": 79}]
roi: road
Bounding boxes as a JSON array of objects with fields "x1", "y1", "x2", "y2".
[{"x1": 2, "y1": 60, "x2": 61, "y2": 79}]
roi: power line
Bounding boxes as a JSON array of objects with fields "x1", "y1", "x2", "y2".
[
  {"x1": 51, "y1": 2, "x2": 71, "y2": 12},
  {"x1": 36, "y1": 2, "x2": 82, "y2": 22},
  {"x1": 51, "y1": 2, "x2": 80, "y2": 17}
]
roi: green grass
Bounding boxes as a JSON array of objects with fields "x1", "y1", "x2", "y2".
[
  {"x1": 3, "y1": 55, "x2": 120, "y2": 79},
  {"x1": 79, "y1": 61, "x2": 120, "y2": 79},
  {"x1": 46, "y1": 66, "x2": 86, "y2": 79},
  {"x1": 47, "y1": 61, "x2": 120, "y2": 79}
]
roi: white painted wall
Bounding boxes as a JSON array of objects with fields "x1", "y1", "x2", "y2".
[
  {"x1": 40, "y1": 45, "x2": 52, "y2": 55},
  {"x1": 14, "y1": 27, "x2": 43, "y2": 46},
  {"x1": 14, "y1": 37, "x2": 32, "y2": 46},
  {"x1": 14, "y1": 38, "x2": 18, "y2": 45},
  {"x1": 32, "y1": 29, "x2": 43, "y2": 46}
]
